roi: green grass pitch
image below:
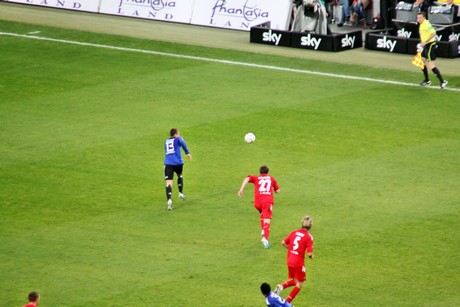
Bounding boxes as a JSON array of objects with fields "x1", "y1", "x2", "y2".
[{"x1": 1, "y1": 20, "x2": 459, "y2": 306}]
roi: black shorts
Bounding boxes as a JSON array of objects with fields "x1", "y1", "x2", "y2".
[
  {"x1": 422, "y1": 42, "x2": 437, "y2": 62},
  {"x1": 164, "y1": 164, "x2": 183, "y2": 180}
]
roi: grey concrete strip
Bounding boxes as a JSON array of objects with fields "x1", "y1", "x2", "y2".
[{"x1": 1, "y1": 2, "x2": 459, "y2": 76}]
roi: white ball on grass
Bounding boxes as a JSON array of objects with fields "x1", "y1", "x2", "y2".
[{"x1": 244, "y1": 133, "x2": 256, "y2": 143}]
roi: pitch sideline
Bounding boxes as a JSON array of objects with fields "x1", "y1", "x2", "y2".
[{"x1": 1, "y1": 31, "x2": 458, "y2": 92}]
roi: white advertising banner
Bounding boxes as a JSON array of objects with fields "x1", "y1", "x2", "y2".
[
  {"x1": 99, "y1": 0, "x2": 195, "y2": 24},
  {"x1": 190, "y1": 0, "x2": 291, "y2": 31},
  {"x1": 4, "y1": 0, "x2": 292, "y2": 32},
  {"x1": 6, "y1": 0, "x2": 100, "y2": 12}
]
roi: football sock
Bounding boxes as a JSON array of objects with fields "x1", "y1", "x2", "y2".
[
  {"x1": 432, "y1": 67, "x2": 444, "y2": 83},
  {"x1": 422, "y1": 66, "x2": 429, "y2": 81},
  {"x1": 260, "y1": 218, "x2": 264, "y2": 232},
  {"x1": 166, "y1": 185, "x2": 172, "y2": 200},
  {"x1": 286, "y1": 286, "x2": 301, "y2": 303},
  {"x1": 177, "y1": 177, "x2": 183, "y2": 193},
  {"x1": 263, "y1": 223, "x2": 270, "y2": 240},
  {"x1": 282, "y1": 279, "x2": 296, "y2": 290}
]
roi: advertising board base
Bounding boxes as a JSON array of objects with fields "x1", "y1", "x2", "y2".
[
  {"x1": 365, "y1": 31, "x2": 459, "y2": 58},
  {"x1": 250, "y1": 22, "x2": 362, "y2": 52}
]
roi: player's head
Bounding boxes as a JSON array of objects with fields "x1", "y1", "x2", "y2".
[
  {"x1": 301, "y1": 215, "x2": 313, "y2": 230},
  {"x1": 170, "y1": 128, "x2": 179, "y2": 137},
  {"x1": 260, "y1": 282, "x2": 271, "y2": 297},
  {"x1": 28, "y1": 291, "x2": 39, "y2": 303},
  {"x1": 259, "y1": 165, "x2": 269, "y2": 174},
  {"x1": 417, "y1": 11, "x2": 426, "y2": 24}
]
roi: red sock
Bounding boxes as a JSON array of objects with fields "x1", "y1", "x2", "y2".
[
  {"x1": 263, "y1": 223, "x2": 270, "y2": 240},
  {"x1": 286, "y1": 286, "x2": 301, "y2": 303},
  {"x1": 260, "y1": 218, "x2": 264, "y2": 232},
  {"x1": 282, "y1": 279, "x2": 296, "y2": 290}
]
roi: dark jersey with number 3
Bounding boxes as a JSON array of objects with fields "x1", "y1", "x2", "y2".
[{"x1": 164, "y1": 136, "x2": 190, "y2": 166}]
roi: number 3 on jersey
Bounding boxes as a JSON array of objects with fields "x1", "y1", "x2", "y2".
[{"x1": 166, "y1": 139, "x2": 175, "y2": 154}]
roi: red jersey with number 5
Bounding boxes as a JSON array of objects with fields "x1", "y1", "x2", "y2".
[
  {"x1": 248, "y1": 175, "x2": 279, "y2": 204},
  {"x1": 284, "y1": 229, "x2": 314, "y2": 267}
]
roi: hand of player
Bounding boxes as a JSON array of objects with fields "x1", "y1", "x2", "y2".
[
  {"x1": 187, "y1": 153, "x2": 192, "y2": 161},
  {"x1": 238, "y1": 190, "x2": 243, "y2": 197}
]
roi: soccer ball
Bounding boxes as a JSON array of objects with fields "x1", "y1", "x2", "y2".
[{"x1": 244, "y1": 132, "x2": 256, "y2": 143}]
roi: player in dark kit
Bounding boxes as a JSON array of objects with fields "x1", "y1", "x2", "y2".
[
  {"x1": 164, "y1": 128, "x2": 192, "y2": 211},
  {"x1": 261, "y1": 283, "x2": 292, "y2": 307}
]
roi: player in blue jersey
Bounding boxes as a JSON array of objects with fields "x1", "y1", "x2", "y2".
[
  {"x1": 164, "y1": 128, "x2": 192, "y2": 211},
  {"x1": 261, "y1": 283, "x2": 292, "y2": 307}
]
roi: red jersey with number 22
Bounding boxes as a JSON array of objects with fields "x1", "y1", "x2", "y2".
[
  {"x1": 284, "y1": 229, "x2": 314, "y2": 267},
  {"x1": 248, "y1": 175, "x2": 279, "y2": 204}
]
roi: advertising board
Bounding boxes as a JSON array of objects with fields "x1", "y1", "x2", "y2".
[
  {"x1": 407, "y1": 38, "x2": 459, "y2": 58},
  {"x1": 250, "y1": 23, "x2": 291, "y2": 47},
  {"x1": 391, "y1": 20, "x2": 419, "y2": 39},
  {"x1": 6, "y1": 0, "x2": 100, "y2": 12},
  {"x1": 99, "y1": 0, "x2": 195, "y2": 24},
  {"x1": 333, "y1": 31, "x2": 363, "y2": 51},
  {"x1": 365, "y1": 33, "x2": 408, "y2": 54},
  {"x1": 191, "y1": 0, "x2": 291, "y2": 31},
  {"x1": 250, "y1": 23, "x2": 362, "y2": 52},
  {"x1": 291, "y1": 32, "x2": 333, "y2": 52}
]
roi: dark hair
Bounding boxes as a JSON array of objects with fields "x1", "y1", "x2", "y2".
[
  {"x1": 417, "y1": 11, "x2": 426, "y2": 18},
  {"x1": 260, "y1": 165, "x2": 269, "y2": 174},
  {"x1": 260, "y1": 282, "x2": 271, "y2": 296},
  {"x1": 28, "y1": 291, "x2": 39, "y2": 302},
  {"x1": 170, "y1": 128, "x2": 178, "y2": 137}
]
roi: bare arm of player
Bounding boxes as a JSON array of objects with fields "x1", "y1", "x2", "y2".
[
  {"x1": 282, "y1": 240, "x2": 289, "y2": 249},
  {"x1": 238, "y1": 177, "x2": 250, "y2": 197},
  {"x1": 308, "y1": 252, "x2": 314, "y2": 259},
  {"x1": 186, "y1": 153, "x2": 192, "y2": 161},
  {"x1": 275, "y1": 188, "x2": 280, "y2": 194}
]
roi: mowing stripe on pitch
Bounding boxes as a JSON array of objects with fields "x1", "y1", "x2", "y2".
[{"x1": 0, "y1": 31, "x2": 458, "y2": 92}]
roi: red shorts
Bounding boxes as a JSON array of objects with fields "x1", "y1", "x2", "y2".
[
  {"x1": 288, "y1": 265, "x2": 306, "y2": 282},
  {"x1": 254, "y1": 202, "x2": 273, "y2": 219}
]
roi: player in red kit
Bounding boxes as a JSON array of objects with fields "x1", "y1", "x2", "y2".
[
  {"x1": 274, "y1": 216, "x2": 314, "y2": 303},
  {"x1": 23, "y1": 291, "x2": 39, "y2": 307},
  {"x1": 238, "y1": 165, "x2": 280, "y2": 248}
]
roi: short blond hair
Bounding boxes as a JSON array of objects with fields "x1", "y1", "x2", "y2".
[{"x1": 301, "y1": 216, "x2": 313, "y2": 230}]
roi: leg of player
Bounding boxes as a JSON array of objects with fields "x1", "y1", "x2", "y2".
[
  {"x1": 262, "y1": 219, "x2": 271, "y2": 241},
  {"x1": 420, "y1": 58, "x2": 431, "y2": 86},
  {"x1": 166, "y1": 179, "x2": 173, "y2": 211},
  {"x1": 178, "y1": 175, "x2": 186, "y2": 200},
  {"x1": 260, "y1": 216, "x2": 264, "y2": 236},
  {"x1": 256, "y1": 207, "x2": 264, "y2": 236},
  {"x1": 286, "y1": 280, "x2": 304, "y2": 303},
  {"x1": 274, "y1": 279, "x2": 296, "y2": 294},
  {"x1": 164, "y1": 165, "x2": 174, "y2": 210},
  {"x1": 261, "y1": 223, "x2": 270, "y2": 248},
  {"x1": 261, "y1": 205, "x2": 272, "y2": 248},
  {"x1": 428, "y1": 61, "x2": 447, "y2": 90}
]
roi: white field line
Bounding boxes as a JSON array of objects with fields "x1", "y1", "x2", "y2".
[{"x1": 1, "y1": 31, "x2": 459, "y2": 92}]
